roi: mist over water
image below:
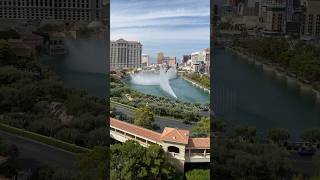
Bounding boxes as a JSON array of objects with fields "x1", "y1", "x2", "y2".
[
  {"x1": 130, "y1": 67, "x2": 178, "y2": 98},
  {"x1": 64, "y1": 38, "x2": 107, "y2": 74},
  {"x1": 40, "y1": 38, "x2": 108, "y2": 97}
]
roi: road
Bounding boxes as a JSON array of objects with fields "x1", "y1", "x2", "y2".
[
  {"x1": 289, "y1": 152, "x2": 317, "y2": 176},
  {"x1": 0, "y1": 130, "x2": 76, "y2": 170},
  {"x1": 111, "y1": 103, "x2": 194, "y2": 132}
]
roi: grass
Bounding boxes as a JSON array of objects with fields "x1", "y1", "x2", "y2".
[{"x1": 0, "y1": 122, "x2": 89, "y2": 154}]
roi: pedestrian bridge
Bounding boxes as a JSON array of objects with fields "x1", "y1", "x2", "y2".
[{"x1": 110, "y1": 118, "x2": 210, "y2": 169}]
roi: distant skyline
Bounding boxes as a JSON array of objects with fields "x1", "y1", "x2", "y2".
[{"x1": 110, "y1": 0, "x2": 210, "y2": 63}]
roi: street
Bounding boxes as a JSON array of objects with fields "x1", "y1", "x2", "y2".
[{"x1": 0, "y1": 130, "x2": 76, "y2": 170}]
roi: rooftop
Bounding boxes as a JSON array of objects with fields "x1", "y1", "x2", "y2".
[
  {"x1": 110, "y1": 118, "x2": 210, "y2": 148},
  {"x1": 160, "y1": 127, "x2": 189, "y2": 144},
  {"x1": 187, "y1": 138, "x2": 210, "y2": 149},
  {"x1": 110, "y1": 118, "x2": 161, "y2": 142}
]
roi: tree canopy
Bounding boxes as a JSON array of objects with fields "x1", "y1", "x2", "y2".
[
  {"x1": 110, "y1": 140, "x2": 181, "y2": 180},
  {"x1": 133, "y1": 105, "x2": 155, "y2": 130}
]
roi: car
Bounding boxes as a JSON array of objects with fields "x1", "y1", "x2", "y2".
[{"x1": 298, "y1": 147, "x2": 316, "y2": 156}]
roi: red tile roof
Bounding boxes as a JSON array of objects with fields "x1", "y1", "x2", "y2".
[
  {"x1": 160, "y1": 127, "x2": 190, "y2": 144},
  {"x1": 110, "y1": 118, "x2": 161, "y2": 142},
  {"x1": 110, "y1": 118, "x2": 210, "y2": 149},
  {"x1": 187, "y1": 138, "x2": 210, "y2": 149}
]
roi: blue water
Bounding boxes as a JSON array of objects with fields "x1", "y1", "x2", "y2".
[
  {"x1": 126, "y1": 76, "x2": 210, "y2": 104},
  {"x1": 213, "y1": 49, "x2": 320, "y2": 137}
]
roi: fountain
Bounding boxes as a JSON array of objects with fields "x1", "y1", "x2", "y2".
[{"x1": 130, "y1": 66, "x2": 178, "y2": 98}]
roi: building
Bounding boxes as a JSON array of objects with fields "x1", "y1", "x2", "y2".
[
  {"x1": 142, "y1": 54, "x2": 150, "y2": 67},
  {"x1": 191, "y1": 52, "x2": 200, "y2": 63},
  {"x1": 302, "y1": 0, "x2": 320, "y2": 38},
  {"x1": 8, "y1": 39, "x2": 35, "y2": 58},
  {"x1": 182, "y1": 55, "x2": 191, "y2": 64},
  {"x1": 46, "y1": 32, "x2": 67, "y2": 56},
  {"x1": 110, "y1": 39, "x2": 142, "y2": 69},
  {"x1": 260, "y1": 0, "x2": 287, "y2": 36},
  {"x1": 200, "y1": 48, "x2": 210, "y2": 74},
  {"x1": 168, "y1": 57, "x2": 177, "y2": 66},
  {"x1": 110, "y1": 118, "x2": 210, "y2": 172},
  {"x1": 0, "y1": 0, "x2": 104, "y2": 24},
  {"x1": 190, "y1": 48, "x2": 210, "y2": 73},
  {"x1": 157, "y1": 52, "x2": 164, "y2": 64}
]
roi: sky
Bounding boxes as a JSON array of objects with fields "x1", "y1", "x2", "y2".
[{"x1": 110, "y1": 0, "x2": 210, "y2": 63}]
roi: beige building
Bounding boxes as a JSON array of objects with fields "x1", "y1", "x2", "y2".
[
  {"x1": 190, "y1": 48, "x2": 210, "y2": 73},
  {"x1": 157, "y1": 52, "x2": 164, "y2": 64},
  {"x1": 110, "y1": 118, "x2": 210, "y2": 172},
  {"x1": 303, "y1": 0, "x2": 320, "y2": 38},
  {"x1": 260, "y1": 0, "x2": 287, "y2": 35},
  {"x1": 142, "y1": 54, "x2": 150, "y2": 67},
  {"x1": 110, "y1": 39, "x2": 142, "y2": 69},
  {"x1": 0, "y1": 0, "x2": 104, "y2": 24},
  {"x1": 47, "y1": 32, "x2": 67, "y2": 56}
]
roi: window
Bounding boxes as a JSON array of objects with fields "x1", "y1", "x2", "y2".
[{"x1": 168, "y1": 146, "x2": 180, "y2": 154}]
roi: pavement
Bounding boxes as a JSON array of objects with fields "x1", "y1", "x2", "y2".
[
  {"x1": 111, "y1": 103, "x2": 194, "y2": 132},
  {"x1": 289, "y1": 152, "x2": 318, "y2": 176},
  {"x1": 0, "y1": 130, "x2": 76, "y2": 171}
]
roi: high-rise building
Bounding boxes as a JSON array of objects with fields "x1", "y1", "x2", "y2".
[
  {"x1": 157, "y1": 52, "x2": 164, "y2": 64},
  {"x1": 260, "y1": 0, "x2": 287, "y2": 35},
  {"x1": 110, "y1": 39, "x2": 142, "y2": 69},
  {"x1": 182, "y1": 55, "x2": 191, "y2": 63},
  {"x1": 142, "y1": 54, "x2": 150, "y2": 67},
  {"x1": 0, "y1": 0, "x2": 104, "y2": 24},
  {"x1": 168, "y1": 57, "x2": 177, "y2": 66},
  {"x1": 303, "y1": 0, "x2": 320, "y2": 38}
]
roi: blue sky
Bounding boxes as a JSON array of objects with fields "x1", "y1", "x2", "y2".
[{"x1": 110, "y1": 0, "x2": 210, "y2": 63}]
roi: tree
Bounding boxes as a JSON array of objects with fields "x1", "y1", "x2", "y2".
[
  {"x1": 186, "y1": 169, "x2": 210, "y2": 180},
  {"x1": 267, "y1": 128, "x2": 290, "y2": 146},
  {"x1": 77, "y1": 146, "x2": 109, "y2": 180},
  {"x1": 0, "y1": 29, "x2": 20, "y2": 40},
  {"x1": 133, "y1": 105, "x2": 155, "y2": 129},
  {"x1": 313, "y1": 154, "x2": 320, "y2": 176},
  {"x1": 212, "y1": 137, "x2": 291, "y2": 179},
  {"x1": 110, "y1": 140, "x2": 180, "y2": 180},
  {"x1": 302, "y1": 128, "x2": 320, "y2": 143},
  {"x1": 212, "y1": 118, "x2": 226, "y2": 133},
  {"x1": 110, "y1": 140, "x2": 148, "y2": 180},
  {"x1": 86, "y1": 127, "x2": 109, "y2": 147},
  {"x1": 191, "y1": 117, "x2": 210, "y2": 137},
  {"x1": 234, "y1": 125, "x2": 256, "y2": 142},
  {"x1": 144, "y1": 144, "x2": 181, "y2": 180}
]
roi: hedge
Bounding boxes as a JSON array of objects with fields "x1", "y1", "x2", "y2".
[{"x1": 0, "y1": 122, "x2": 89, "y2": 154}]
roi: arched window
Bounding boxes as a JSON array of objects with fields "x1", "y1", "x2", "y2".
[{"x1": 167, "y1": 146, "x2": 180, "y2": 154}]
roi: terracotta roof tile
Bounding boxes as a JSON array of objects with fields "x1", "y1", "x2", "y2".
[
  {"x1": 110, "y1": 118, "x2": 161, "y2": 142},
  {"x1": 187, "y1": 138, "x2": 210, "y2": 149},
  {"x1": 160, "y1": 127, "x2": 189, "y2": 144}
]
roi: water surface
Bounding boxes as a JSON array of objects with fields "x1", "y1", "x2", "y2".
[{"x1": 213, "y1": 49, "x2": 320, "y2": 137}]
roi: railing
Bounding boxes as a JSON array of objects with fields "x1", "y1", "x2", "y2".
[{"x1": 110, "y1": 129, "x2": 150, "y2": 147}]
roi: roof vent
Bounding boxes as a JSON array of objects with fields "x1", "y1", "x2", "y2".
[{"x1": 172, "y1": 136, "x2": 176, "y2": 139}]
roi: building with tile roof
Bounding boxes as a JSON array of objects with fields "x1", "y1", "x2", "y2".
[{"x1": 110, "y1": 118, "x2": 210, "y2": 172}]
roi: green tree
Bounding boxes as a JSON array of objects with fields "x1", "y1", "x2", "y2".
[
  {"x1": 267, "y1": 128, "x2": 290, "y2": 146},
  {"x1": 313, "y1": 154, "x2": 320, "y2": 176},
  {"x1": 77, "y1": 146, "x2": 108, "y2": 180},
  {"x1": 86, "y1": 127, "x2": 109, "y2": 147},
  {"x1": 212, "y1": 118, "x2": 226, "y2": 133},
  {"x1": 234, "y1": 125, "x2": 256, "y2": 142},
  {"x1": 133, "y1": 105, "x2": 155, "y2": 129},
  {"x1": 191, "y1": 117, "x2": 210, "y2": 137},
  {"x1": 110, "y1": 140, "x2": 180, "y2": 180},
  {"x1": 301, "y1": 128, "x2": 320, "y2": 143},
  {"x1": 110, "y1": 140, "x2": 148, "y2": 180},
  {"x1": 186, "y1": 169, "x2": 210, "y2": 180}
]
